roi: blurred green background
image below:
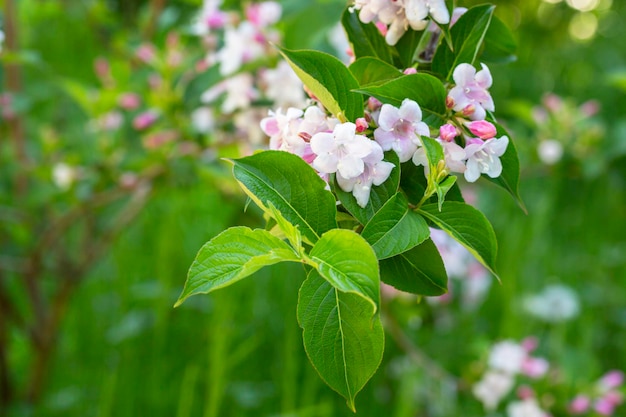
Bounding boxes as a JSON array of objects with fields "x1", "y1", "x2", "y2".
[{"x1": 1, "y1": 0, "x2": 625, "y2": 416}]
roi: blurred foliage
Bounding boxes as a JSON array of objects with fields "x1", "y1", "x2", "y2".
[{"x1": 1, "y1": 0, "x2": 625, "y2": 416}]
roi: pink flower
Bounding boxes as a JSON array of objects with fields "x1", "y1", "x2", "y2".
[
  {"x1": 374, "y1": 99, "x2": 430, "y2": 163},
  {"x1": 569, "y1": 395, "x2": 591, "y2": 414},
  {"x1": 439, "y1": 123, "x2": 458, "y2": 142},
  {"x1": 311, "y1": 122, "x2": 373, "y2": 179},
  {"x1": 246, "y1": 1, "x2": 282, "y2": 28},
  {"x1": 464, "y1": 136, "x2": 509, "y2": 182},
  {"x1": 598, "y1": 370, "x2": 624, "y2": 390},
  {"x1": 403, "y1": 68, "x2": 417, "y2": 75},
  {"x1": 594, "y1": 396, "x2": 618, "y2": 416},
  {"x1": 447, "y1": 63, "x2": 495, "y2": 121},
  {"x1": 136, "y1": 44, "x2": 157, "y2": 64},
  {"x1": 118, "y1": 93, "x2": 141, "y2": 110},
  {"x1": 133, "y1": 110, "x2": 159, "y2": 130},
  {"x1": 521, "y1": 356, "x2": 549, "y2": 379},
  {"x1": 466, "y1": 120, "x2": 497, "y2": 139}
]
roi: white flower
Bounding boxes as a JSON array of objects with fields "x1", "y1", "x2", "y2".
[
  {"x1": 489, "y1": 340, "x2": 527, "y2": 374},
  {"x1": 336, "y1": 140, "x2": 395, "y2": 207},
  {"x1": 52, "y1": 163, "x2": 77, "y2": 190},
  {"x1": 374, "y1": 99, "x2": 429, "y2": 162},
  {"x1": 0, "y1": 30, "x2": 5, "y2": 53},
  {"x1": 523, "y1": 284, "x2": 580, "y2": 323},
  {"x1": 202, "y1": 73, "x2": 258, "y2": 114},
  {"x1": 473, "y1": 370, "x2": 515, "y2": 410},
  {"x1": 216, "y1": 22, "x2": 265, "y2": 75},
  {"x1": 311, "y1": 122, "x2": 373, "y2": 179},
  {"x1": 261, "y1": 61, "x2": 307, "y2": 109},
  {"x1": 538, "y1": 139, "x2": 564, "y2": 165},
  {"x1": 464, "y1": 136, "x2": 509, "y2": 182},
  {"x1": 404, "y1": 0, "x2": 450, "y2": 30},
  {"x1": 507, "y1": 398, "x2": 549, "y2": 417},
  {"x1": 448, "y1": 63, "x2": 495, "y2": 120},
  {"x1": 191, "y1": 107, "x2": 214, "y2": 133}
]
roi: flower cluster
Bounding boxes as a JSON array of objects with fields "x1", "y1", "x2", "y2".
[
  {"x1": 569, "y1": 371, "x2": 625, "y2": 416},
  {"x1": 192, "y1": 1, "x2": 308, "y2": 148},
  {"x1": 523, "y1": 284, "x2": 581, "y2": 323},
  {"x1": 473, "y1": 338, "x2": 549, "y2": 412},
  {"x1": 260, "y1": 60, "x2": 510, "y2": 207},
  {"x1": 352, "y1": 0, "x2": 450, "y2": 45}
]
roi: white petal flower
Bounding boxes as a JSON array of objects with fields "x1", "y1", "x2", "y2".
[
  {"x1": 405, "y1": 0, "x2": 450, "y2": 30},
  {"x1": 507, "y1": 398, "x2": 549, "y2": 417},
  {"x1": 523, "y1": 284, "x2": 580, "y2": 323},
  {"x1": 473, "y1": 370, "x2": 515, "y2": 411},
  {"x1": 448, "y1": 63, "x2": 495, "y2": 120},
  {"x1": 489, "y1": 340, "x2": 527, "y2": 375},
  {"x1": 374, "y1": 99, "x2": 430, "y2": 162},
  {"x1": 311, "y1": 122, "x2": 372, "y2": 179},
  {"x1": 464, "y1": 136, "x2": 509, "y2": 182},
  {"x1": 261, "y1": 61, "x2": 306, "y2": 109}
]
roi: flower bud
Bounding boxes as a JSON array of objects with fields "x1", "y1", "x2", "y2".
[
  {"x1": 403, "y1": 68, "x2": 417, "y2": 75},
  {"x1": 467, "y1": 120, "x2": 497, "y2": 139},
  {"x1": 355, "y1": 117, "x2": 368, "y2": 133},
  {"x1": 439, "y1": 123, "x2": 458, "y2": 142}
]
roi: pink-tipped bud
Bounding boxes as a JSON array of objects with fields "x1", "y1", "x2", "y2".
[
  {"x1": 467, "y1": 120, "x2": 497, "y2": 139},
  {"x1": 367, "y1": 97, "x2": 382, "y2": 112},
  {"x1": 355, "y1": 117, "x2": 368, "y2": 133},
  {"x1": 521, "y1": 357, "x2": 549, "y2": 379},
  {"x1": 206, "y1": 11, "x2": 228, "y2": 29},
  {"x1": 594, "y1": 396, "x2": 617, "y2": 416},
  {"x1": 439, "y1": 124, "x2": 458, "y2": 142},
  {"x1": 569, "y1": 395, "x2": 591, "y2": 414},
  {"x1": 599, "y1": 371, "x2": 624, "y2": 390},
  {"x1": 580, "y1": 99, "x2": 600, "y2": 117},
  {"x1": 461, "y1": 104, "x2": 476, "y2": 117},
  {"x1": 403, "y1": 68, "x2": 417, "y2": 75},
  {"x1": 118, "y1": 93, "x2": 141, "y2": 110},
  {"x1": 375, "y1": 21, "x2": 388, "y2": 36},
  {"x1": 445, "y1": 95, "x2": 455, "y2": 109}
]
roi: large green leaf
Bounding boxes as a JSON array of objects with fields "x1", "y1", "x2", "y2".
[
  {"x1": 393, "y1": 29, "x2": 424, "y2": 68},
  {"x1": 341, "y1": 8, "x2": 395, "y2": 65},
  {"x1": 308, "y1": 229, "x2": 380, "y2": 311},
  {"x1": 335, "y1": 151, "x2": 400, "y2": 225},
  {"x1": 230, "y1": 151, "x2": 338, "y2": 245},
  {"x1": 361, "y1": 193, "x2": 429, "y2": 259},
  {"x1": 175, "y1": 227, "x2": 299, "y2": 306},
  {"x1": 379, "y1": 238, "x2": 447, "y2": 296},
  {"x1": 349, "y1": 57, "x2": 402, "y2": 87},
  {"x1": 482, "y1": 15, "x2": 517, "y2": 64},
  {"x1": 419, "y1": 202, "x2": 499, "y2": 277},
  {"x1": 278, "y1": 47, "x2": 363, "y2": 122},
  {"x1": 432, "y1": 5, "x2": 495, "y2": 79},
  {"x1": 485, "y1": 123, "x2": 526, "y2": 212},
  {"x1": 297, "y1": 272, "x2": 384, "y2": 411},
  {"x1": 356, "y1": 74, "x2": 447, "y2": 127}
]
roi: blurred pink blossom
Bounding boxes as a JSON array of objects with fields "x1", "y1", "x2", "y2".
[
  {"x1": 569, "y1": 395, "x2": 591, "y2": 414},
  {"x1": 133, "y1": 110, "x2": 159, "y2": 130},
  {"x1": 118, "y1": 93, "x2": 141, "y2": 110}
]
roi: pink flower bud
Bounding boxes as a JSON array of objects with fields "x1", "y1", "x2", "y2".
[
  {"x1": 375, "y1": 21, "x2": 388, "y2": 36},
  {"x1": 570, "y1": 395, "x2": 591, "y2": 414},
  {"x1": 118, "y1": 93, "x2": 141, "y2": 110},
  {"x1": 403, "y1": 68, "x2": 417, "y2": 75},
  {"x1": 467, "y1": 120, "x2": 497, "y2": 139},
  {"x1": 543, "y1": 93, "x2": 563, "y2": 112},
  {"x1": 521, "y1": 357, "x2": 549, "y2": 379},
  {"x1": 439, "y1": 124, "x2": 458, "y2": 142},
  {"x1": 206, "y1": 11, "x2": 228, "y2": 29},
  {"x1": 94, "y1": 57, "x2": 110, "y2": 80},
  {"x1": 603, "y1": 390, "x2": 624, "y2": 406},
  {"x1": 445, "y1": 95, "x2": 455, "y2": 109},
  {"x1": 367, "y1": 97, "x2": 382, "y2": 112},
  {"x1": 461, "y1": 104, "x2": 476, "y2": 117},
  {"x1": 133, "y1": 111, "x2": 159, "y2": 130},
  {"x1": 599, "y1": 371, "x2": 624, "y2": 390},
  {"x1": 355, "y1": 117, "x2": 368, "y2": 133},
  {"x1": 580, "y1": 99, "x2": 600, "y2": 117}
]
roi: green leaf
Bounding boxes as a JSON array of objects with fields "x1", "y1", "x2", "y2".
[
  {"x1": 432, "y1": 5, "x2": 495, "y2": 79},
  {"x1": 230, "y1": 151, "x2": 338, "y2": 245},
  {"x1": 355, "y1": 74, "x2": 447, "y2": 127},
  {"x1": 308, "y1": 229, "x2": 380, "y2": 311},
  {"x1": 297, "y1": 271, "x2": 384, "y2": 411},
  {"x1": 278, "y1": 47, "x2": 363, "y2": 122},
  {"x1": 349, "y1": 57, "x2": 402, "y2": 87},
  {"x1": 419, "y1": 202, "x2": 499, "y2": 278},
  {"x1": 393, "y1": 29, "x2": 424, "y2": 68},
  {"x1": 421, "y1": 135, "x2": 445, "y2": 173},
  {"x1": 379, "y1": 238, "x2": 448, "y2": 296},
  {"x1": 482, "y1": 15, "x2": 517, "y2": 64},
  {"x1": 400, "y1": 162, "x2": 427, "y2": 205},
  {"x1": 266, "y1": 201, "x2": 303, "y2": 256},
  {"x1": 341, "y1": 8, "x2": 395, "y2": 65},
  {"x1": 436, "y1": 175, "x2": 457, "y2": 211},
  {"x1": 175, "y1": 227, "x2": 300, "y2": 306},
  {"x1": 335, "y1": 151, "x2": 400, "y2": 225},
  {"x1": 361, "y1": 193, "x2": 429, "y2": 259},
  {"x1": 485, "y1": 123, "x2": 526, "y2": 212}
]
